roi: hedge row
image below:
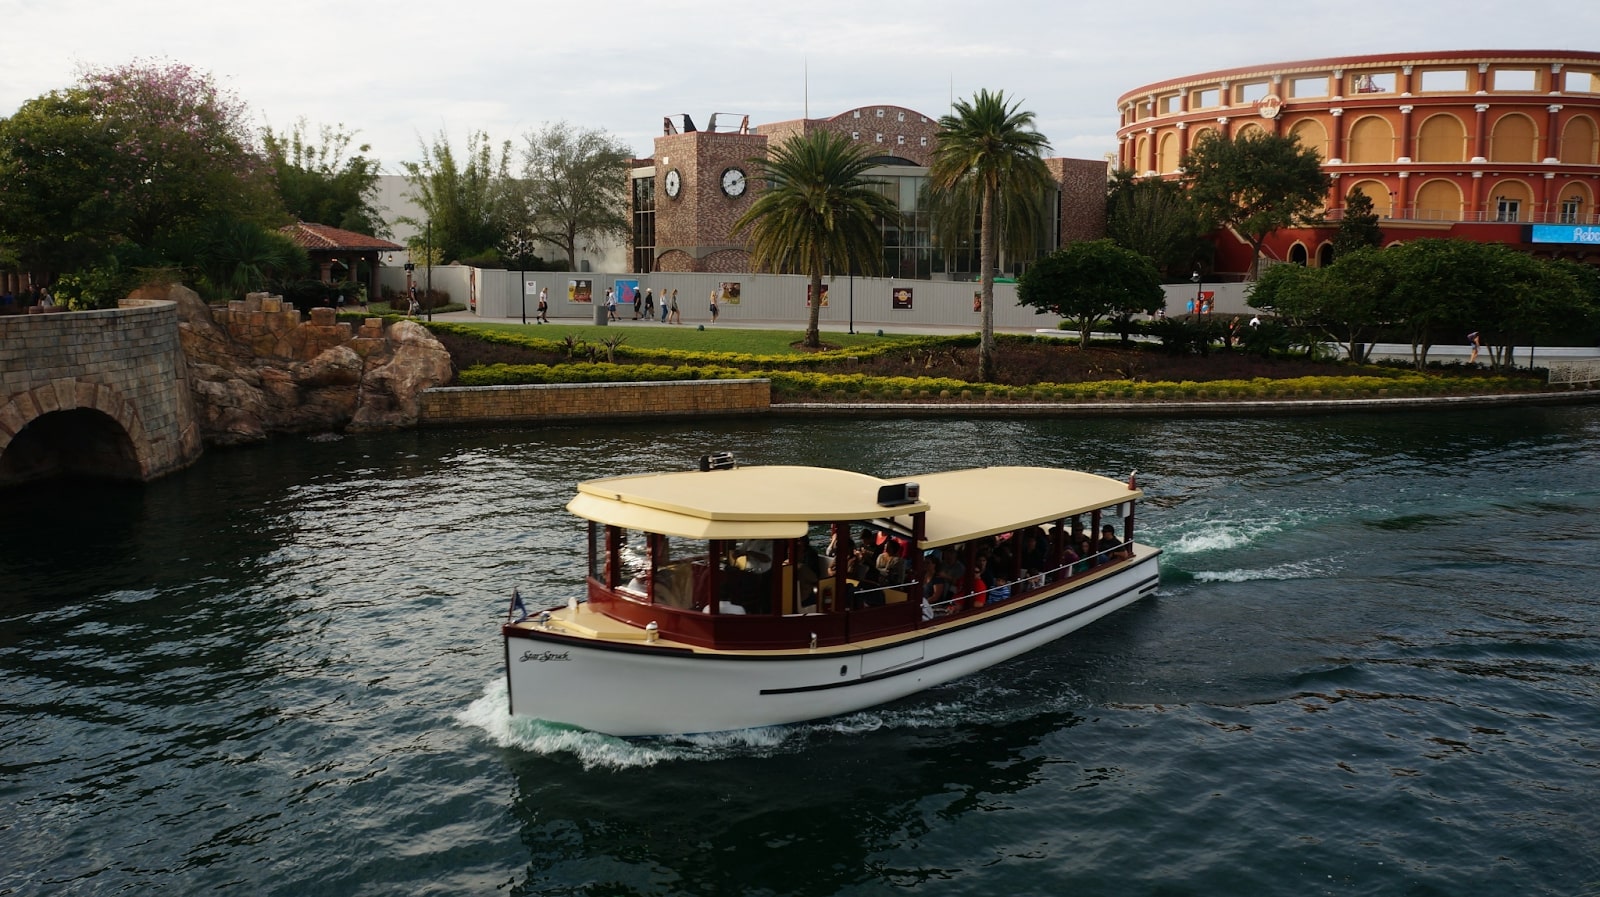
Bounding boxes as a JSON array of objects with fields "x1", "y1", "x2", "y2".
[
  {"x1": 455, "y1": 362, "x2": 1534, "y2": 401},
  {"x1": 423, "y1": 321, "x2": 962, "y2": 368}
]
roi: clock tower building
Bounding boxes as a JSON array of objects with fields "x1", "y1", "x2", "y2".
[{"x1": 651, "y1": 114, "x2": 767, "y2": 274}]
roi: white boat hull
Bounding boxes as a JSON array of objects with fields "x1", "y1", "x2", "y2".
[{"x1": 504, "y1": 549, "x2": 1161, "y2": 737}]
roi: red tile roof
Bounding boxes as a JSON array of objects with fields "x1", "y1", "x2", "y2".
[{"x1": 280, "y1": 221, "x2": 405, "y2": 252}]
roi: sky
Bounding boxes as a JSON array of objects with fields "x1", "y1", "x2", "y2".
[{"x1": 3, "y1": 0, "x2": 1597, "y2": 172}]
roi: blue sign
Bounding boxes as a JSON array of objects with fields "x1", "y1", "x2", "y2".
[{"x1": 1529, "y1": 224, "x2": 1600, "y2": 245}]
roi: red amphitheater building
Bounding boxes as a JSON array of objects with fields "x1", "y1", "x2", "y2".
[{"x1": 1115, "y1": 50, "x2": 1600, "y2": 274}]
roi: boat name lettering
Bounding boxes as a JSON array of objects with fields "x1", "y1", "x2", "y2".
[{"x1": 519, "y1": 650, "x2": 572, "y2": 663}]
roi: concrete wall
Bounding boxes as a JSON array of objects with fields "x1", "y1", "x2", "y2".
[
  {"x1": 0, "y1": 300, "x2": 203, "y2": 485},
  {"x1": 383, "y1": 264, "x2": 1264, "y2": 330},
  {"x1": 419, "y1": 379, "x2": 769, "y2": 426},
  {"x1": 384, "y1": 265, "x2": 1042, "y2": 328}
]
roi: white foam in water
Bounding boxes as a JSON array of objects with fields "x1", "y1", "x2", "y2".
[
  {"x1": 1191, "y1": 559, "x2": 1332, "y2": 583},
  {"x1": 456, "y1": 680, "x2": 798, "y2": 769},
  {"x1": 458, "y1": 674, "x2": 1077, "y2": 767},
  {"x1": 1153, "y1": 502, "x2": 1337, "y2": 557}
]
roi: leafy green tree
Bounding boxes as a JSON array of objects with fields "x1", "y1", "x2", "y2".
[
  {"x1": 1332, "y1": 189, "x2": 1384, "y2": 258},
  {"x1": 1550, "y1": 259, "x2": 1600, "y2": 346},
  {"x1": 732, "y1": 131, "x2": 898, "y2": 348},
  {"x1": 201, "y1": 220, "x2": 308, "y2": 295},
  {"x1": 1017, "y1": 239, "x2": 1164, "y2": 348},
  {"x1": 0, "y1": 60, "x2": 283, "y2": 278},
  {"x1": 1104, "y1": 170, "x2": 1206, "y2": 277},
  {"x1": 1180, "y1": 130, "x2": 1330, "y2": 279},
  {"x1": 513, "y1": 122, "x2": 632, "y2": 269},
  {"x1": 400, "y1": 130, "x2": 513, "y2": 265},
  {"x1": 263, "y1": 119, "x2": 385, "y2": 235},
  {"x1": 1252, "y1": 248, "x2": 1393, "y2": 362},
  {"x1": 929, "y1": 89, "x2": 1054, "y2": 381},
  {"x1": 1478, "y1": 250, "x2": 1587, "y2": 370}
]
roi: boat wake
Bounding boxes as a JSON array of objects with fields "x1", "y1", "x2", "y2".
[
  {"x1": 1188, "y1": 559, "x2": 1335, "y2": 583},
  {"x1": 458, "y1": 673, "x2": 1084, "y2": 770},
  {"x1": 1158, "y1": 515, "x2": 1301, "y2": 555}
]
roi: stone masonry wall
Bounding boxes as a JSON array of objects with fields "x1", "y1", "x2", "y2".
[
  {"x1": 0, "y1": 300, "x2": 204, "y2": 481},
  {"x1": 419, "y1": 379, "x2": 769, "y2": 426}
]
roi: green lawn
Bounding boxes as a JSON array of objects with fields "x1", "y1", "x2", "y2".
[{"x1": 440, "y1": 320, "x2": 911, "y2": 355}]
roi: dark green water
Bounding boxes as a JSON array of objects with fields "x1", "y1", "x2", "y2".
[{"x1": 3, "y1": 408, "x2": 1599, "y2": 896}]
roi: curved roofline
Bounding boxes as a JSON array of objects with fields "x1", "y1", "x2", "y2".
[
  {"x1": 1116, "y1": 49, "x2": 1600, "y2": 106},
  {"x1": 827, "y1": 104, "x2": 940, "y2": 125}
]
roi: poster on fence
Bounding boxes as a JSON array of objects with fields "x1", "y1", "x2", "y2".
[
  {"x1": 568, "y1": 279, "x2": 593, "y2": 303},
  {"x1": 615, "y1": 279, "x2": 639, "y2": 306},
  {"x1": 806, "y1": 283, "x2": 830, "y2": 307},
  {"x1": 719, "y1": 282, "x2": 742, "y2": 305},
  {"x1": 892, "y1": 287, "x2": 913, "y2": 310}
]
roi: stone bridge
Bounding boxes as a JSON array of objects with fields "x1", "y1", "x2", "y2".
[{"x1": 0, "y1": 300, "x2": 203, "y2": 487}]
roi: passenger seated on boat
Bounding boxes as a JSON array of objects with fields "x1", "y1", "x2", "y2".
[
  {"x1": 1098, "y1": 524, "x2": 1131, "y2": 562},
  {"x1": 979, "y1": 554, "x2": 1012, "y2": 603},
  {"x1": 920, "y1": 564, "x2": 955, "y2": 617},
  {"x1": 1056, "y1": 544, "x2": 1080, "y2": 580},
  {"x1": 850, "y1": 545, "x2": 879, "y2": 583},
  {"x1": 875, "y1": 539, "x2": 907, "y2": 584},
  {"x1": 1021, "y1": 526, "x2": 1048, "y2": 575}
]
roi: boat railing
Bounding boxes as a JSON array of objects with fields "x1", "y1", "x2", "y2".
[{"x1": 928, "y1": 543, "x2": 1133, "y2": 617}]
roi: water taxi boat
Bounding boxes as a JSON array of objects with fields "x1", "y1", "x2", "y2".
[{"x1": 503, "y1": 458, "x2": 1160, "y2": 736}]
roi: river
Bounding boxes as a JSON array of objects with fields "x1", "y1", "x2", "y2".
[{"x1": 2, "y1": 407, "x2": 1598, "y2": 896}]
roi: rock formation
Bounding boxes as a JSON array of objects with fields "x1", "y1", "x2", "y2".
[{"x1": 129, "y1": 284, "x2": 452, "y2": 445}]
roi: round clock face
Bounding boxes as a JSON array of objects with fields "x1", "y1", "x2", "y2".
[
  {"x1": 664, "y1": 168, "x2": 682, "y2": 198},
  {"x1": 721, "y1": 167, "x2": 747, "y2": 197}
]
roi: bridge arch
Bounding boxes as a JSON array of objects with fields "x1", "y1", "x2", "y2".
[
  {"x1": 0, "y1": 381, "x2": 153, "y2": 486},
  {"x1": 0, "y1": 299, "x2": 200, "y2": 489}
]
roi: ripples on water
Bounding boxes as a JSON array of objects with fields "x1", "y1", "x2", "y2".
[{"x1": 3, "y1": 409, "x2": 1599, "y2": 896}]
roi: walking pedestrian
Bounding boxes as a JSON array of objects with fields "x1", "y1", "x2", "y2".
[
  {"x1": 1467, "y1": 331, "x2": 1482, "y2": 364},
  {"x1": 606, "y1": 289, "x2": 618, "y2": 321},
  {"x1": 668, "y1": 289, "x2": 681, "y2": 324},
  {"x1": 643, "y1": 288, "x2": 654, "y2": 321},
  {"x1": 536, "y1": 287, "x2": 549, "y2": 323},
  {"x1": 709, "y1": 289, "x2": 720, "y2": 324}
]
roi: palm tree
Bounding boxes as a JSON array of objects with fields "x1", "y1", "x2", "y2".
[
  {"x1": 929, "y1": 89, "x2": 1053, "y2": 381},
  {"x1": 733, "y1": 131, "x2": 899, "y2": 348}
]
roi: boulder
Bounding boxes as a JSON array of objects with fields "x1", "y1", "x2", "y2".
[{"x1": 133, "y1": 283, "x2": 455, "y2": 445}]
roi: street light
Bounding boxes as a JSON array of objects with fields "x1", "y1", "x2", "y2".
[
  {"x1": 425, "y1": 219, "x2": 433, "y2": 322},
  {"x1": 1190, "y1": 269, "x2": 1203, "y2": 317}
]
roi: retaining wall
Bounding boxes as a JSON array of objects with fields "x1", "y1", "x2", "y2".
[{"x1": 418, "y1": 379, "x2": 769, "y2": 426}]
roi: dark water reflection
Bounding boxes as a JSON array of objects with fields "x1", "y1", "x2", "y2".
[{"x1": 3, "y1": 407, "x2": 1599, "y2": 896}]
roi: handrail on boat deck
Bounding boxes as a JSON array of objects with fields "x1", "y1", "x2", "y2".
[{"x1": 926, "y1": 543, "x2": 1134, "y2": 617}]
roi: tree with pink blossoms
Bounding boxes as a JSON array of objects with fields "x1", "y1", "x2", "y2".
[{"x1": 0, "y1": 59, "x2": 284, "y2": 281}]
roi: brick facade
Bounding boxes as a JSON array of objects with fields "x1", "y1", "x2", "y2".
[
  {"x1": 637, "y1": 103, "x2": 1106, "y2": 274},
  {"x1": 418, "y1": 379, "x2": 770, "y2": 426}
]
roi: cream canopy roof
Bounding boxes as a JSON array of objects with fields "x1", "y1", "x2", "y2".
[{"x1": 568, "y1": 465, "x2": 1140, "y2": 546}]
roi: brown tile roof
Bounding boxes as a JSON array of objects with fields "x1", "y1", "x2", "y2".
[{"x1": 280, "y1": 221, "x2": 405, "y2": 252}]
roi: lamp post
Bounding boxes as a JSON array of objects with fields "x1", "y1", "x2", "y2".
[
  {"x1": 848, "y1": 269, "x2": 855, "y2": 335},
  {"x1": 425, "y1": 219, "x2": 433, "y2": 322},
  {"x1": 1190, "y1": 269, "x2": 1203, "y2": 317}
]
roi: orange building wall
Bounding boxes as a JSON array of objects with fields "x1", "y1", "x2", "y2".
[{"x1": 1115, "y1": 51, "x2": 1600, "y2": 274}]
